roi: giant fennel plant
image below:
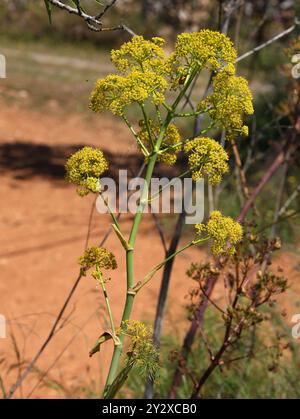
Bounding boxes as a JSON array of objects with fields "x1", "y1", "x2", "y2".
[{"x1": 65, "y1": 30, "x2": 253, "y2": 398}]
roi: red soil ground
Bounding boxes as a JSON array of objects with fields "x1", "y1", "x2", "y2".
[{"x1": 0, "y1": 103, "x2": 299, "y2": 398}]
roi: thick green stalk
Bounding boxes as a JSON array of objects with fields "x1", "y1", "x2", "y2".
[{"x1": 103, "y1": 121, "x2": 170, "y2": 396}]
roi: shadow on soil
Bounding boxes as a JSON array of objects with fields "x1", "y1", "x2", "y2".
[{"x1": 0, "y1": 141, "x2": 184, "y2": 183}]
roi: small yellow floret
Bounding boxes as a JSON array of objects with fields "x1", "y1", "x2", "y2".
[
  {"x1": 198, "y1": 72, "x2": 254, "y2": 135},
  {"x1": 169, "y1": 29, "x2": 237, "y2": 86},
  {"x1": 79, "y1": 246, "x2": 117, "y2": 275},
  {"x1": 65, "y1": 146, "x2": 108, "y2": 196},
  {"x1": 121, "y1": 320, "x2": 159, "y2": 379},
  {"x1": 121, "y1": 320, "x2": 153, "y2": 343},
  {"x1": 241, "y1": 125, "x2": 249, "y2": 137},
  {"x1": 196, "y1": 210, "x2": 243, "y2": 255},
  {"x1": 111, "y1": 35, "x2": 169, "y2": 75},
  {"x1": 184, "y1": 137, "x2": 229, "y2": 184},
  {"x1": 90, "y1": 71, "x2": 167, "y2": 116}
]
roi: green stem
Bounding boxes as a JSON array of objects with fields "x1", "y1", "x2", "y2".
[
  {"x1": 103, "y1": 121, "x2": 170, "y2": 396},
  {"x1": 133, "y1": 237, "x2": 209, "y2": 292},
  {"x1": 99, "y1": 192, "x2": 121, "y2": 230},
  {"x1": 122, "y1": 114, "x2": 149, "y2": 156},
  {"x1": 140, "y1": 103, "x2": 154, "y2": 148},
  {"x1": 147, "y1": 167, "x2": 192, "y2": 203},
  {"x1": 173, "y1": 109, "x2": 205, "y2": 118},
  {"x1": 148, "y1": 159, "x2": 210, "y2": 204},
  {"x1": 158, "y1": 121, "x2": 215, "y2": 154},
  {"x1": 98, "y1": 271, "x2": 116, "y2": 337},
  {"x1": 155, "y1": 104, "x2": 163, "y2": 124}
]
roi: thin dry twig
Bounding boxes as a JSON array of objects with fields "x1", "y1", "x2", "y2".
[
  {"x1": 25, "y1": 311, "x2": 96, "y2": 398},
  {"x1": 47, "y1": 0, "x2": 136, "y2": 34},
  {"x1": 237, "y1": 141, "x2": 297, "y2": 223},
  {"x1": 236, "y1": 19, "x2": 299, "y2": 63},
  {"x1": 278, "y1": 182, "x2": 300, "y2": 217}
]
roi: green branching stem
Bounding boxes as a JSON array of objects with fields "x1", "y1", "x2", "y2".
[
  {"x1": 173, "y1": 109, "x2": 205, "y2": 118},
  {"x1": 99, "y1": 192, "x2": 121, "y2": 230},
  {"x1": 97, "y1": 269, "x2": 117, "y2": 339},
  {"x1": 147, "y1": 162, "x2": 206, "y2": 204},
  {"x1": 140, "y1": 103, "x2": 155, "y2": 148},
  {"x1": 148, "y1": 153, "x2": 210, "y2": 204},
  {"x1": 158, "y1": 121, "x2": 216, "y2": 155},
  {"x1": 103, "y1": 65, "x2": 199, "y2": 398},
  {"x1": 122, "y1": 114, "x2": 149, "y2": 156},
  {"x1": 100, "y1": 193, "x2": 131, "y2": 251},
  {"x1": 133, "y1": 236, "x2": 209, "y2": 293},
  {"x1": 155, "y1": 104, "x2": 163, "y2": 124}
]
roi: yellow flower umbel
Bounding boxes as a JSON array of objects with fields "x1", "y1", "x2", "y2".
[
  {"x1": 199, "y1": 72, "x2": 254, "y2": 137},
  {"x1": 169, "y1": 30, "x2": 237, "y2": 86},
  {"x1": 184, "y1": 137, "x2": 229, "y2": 184},
  {"x1": 122, "y1": 320, "x2": 153, "y2": 342},
  {"x1": 138, "y1": 120, "x2": 181, "y2": 165},
  {"x1": 111, "y1": 36, "x2": 169, "y2": 75},
  {"x1": 121, "y1": 320, "x2": 159, "y2": 379},
  {"x1": 65, "y1": 146, "x2": 108, "y2": 196},
  {"x1": 90, "y1": 70, "x2": 168, "y2": 116},
  {"x1": 90, "y1": 36, "x2": 169, "y2": 116},
  {"x1": 79, "y1": 246, "x2": 117, "y2": 278},
  {"x1": 196, "y1": 211, "x2": 243, "y2": 255}
]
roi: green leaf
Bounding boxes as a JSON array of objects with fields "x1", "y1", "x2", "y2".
[
  {"x1": 89, "y1": 331, "x2": 113, "y2": 357},
  {"x1": 43, "y1": 0, "x2": 52, "y2": 24},
  {"x1": 104, "y1": 362, "x2": 134, "y2": 399}
]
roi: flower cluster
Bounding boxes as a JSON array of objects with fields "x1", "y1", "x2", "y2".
[
  {"x1": 90, "y1": 36, "x2": 170, "y2": 116},
  {"x1": 196, "y1": 210, "x2": 243, "y2": 255},
  {"x1": 121, "y1": 320, "x2": 159, "y2": 379},
  {"x1": 138, "y1": 120, "x2": 181, "y2": 165},
  {"x1": 79, "y1": 246, "x2": 117, "y2": 278},
  {"x1": 169, "y1": 30, "x2": 237, "y2": 85},
  {"x1": 199, "y1": 72, "x2": 253, "y2": 137},
  {"x1": 65, "y1": 146, "x2": 108, "y2": 196},
  {"x1": 111, "y1": 36, "x2": 169, "y2": 74},
  {"x1": 90, "y1": 71, "x2": 168, "y2": 116},
  {"x1": 184, "y1": 137, "x2": 229, "y2": 184},
  {"x1": 121, "y1": 319, "x2": 153, "y2": 342}
]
